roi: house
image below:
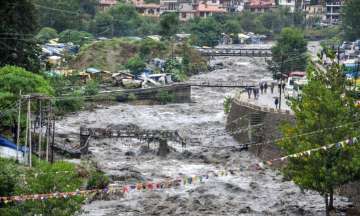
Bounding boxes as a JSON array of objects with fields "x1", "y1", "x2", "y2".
[
  {"x1": 197, "y1": 2, "x2": 226, "y2": 17},
  {"x1": 132, "y1": 0, "x2": 161, "y2": 17},
  {"x1": 112, "y1": 70, "x2": 135, "y2": 86},
  {"x1": 98, "y1": 0, "x2": 118, "y2": 10},
  {"x1": 85, "y1": 68, "x2": 112, "y2": 80},
  {"x1": 245, "y1": 0, "x2": 275, "y2": 12},
  {"x1": 178, "y1": 2, "x2": 197, "y2": 21}
]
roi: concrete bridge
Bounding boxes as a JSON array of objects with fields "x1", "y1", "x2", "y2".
[
  {"x1": 79, "y1": 125, "x2": 187, "y2": 156},
  {"x1": 196, "y1": 47, "x2": 272, "y2": 57}
]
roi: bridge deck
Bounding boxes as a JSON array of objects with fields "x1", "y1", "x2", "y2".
[{"x1": 196, "y1": 48, "x2": 272, "y2": 57}]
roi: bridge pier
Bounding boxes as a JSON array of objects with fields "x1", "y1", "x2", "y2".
[
  {"x1": 157, "y1": 139, "x2": 169, "y2": 157},
  {"x1": 80, "y1": 126, "x2": 90, "y2": 155}
]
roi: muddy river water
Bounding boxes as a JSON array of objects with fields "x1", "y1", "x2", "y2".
[{"x1": 57, "y1": 56, "x2": 349, "y2": 215}]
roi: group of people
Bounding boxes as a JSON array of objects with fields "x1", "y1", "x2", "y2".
[{"x1": 244, "y1": 80, "x2": 287, "y2": 110}]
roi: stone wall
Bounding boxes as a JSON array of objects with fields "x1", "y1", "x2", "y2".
[{"x1": 226, "y1": 99, "x2": 295, "y2": 161}]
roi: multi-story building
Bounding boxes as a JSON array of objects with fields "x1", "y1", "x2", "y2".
[
  {"x1": 196, "y1": 1, "x2": 227, "y2": 17},
  {"x1": 221, "y1": 0, "x2": 247, "y2": 12},
  {"x1": 132, "y1": 0, "x2": 161, "y2": 17},
  {"x1": 325, "y1": 0, "x2": 343, "y2": 24},
  {"x1": 278, "y1": 0, "x2": 296, "y2": 12},
  {"x1": 160, "y1": 0, "x2": 179, "y2": 13},
  {"x1": 245, "y1": 0, "x2": 275, "y2": 12},
  {"x1": 98, "y1": 0, "x2": 118, "y2": 11},
  {"x1": 178, "y1": 0, "x2": 198, "y2": 21},
  {"x1": 304, "y1": 4, "x2": 325, "y2": 21}
]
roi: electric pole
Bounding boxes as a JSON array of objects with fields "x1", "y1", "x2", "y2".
[{"x1": 16, "y1": 90, "x2": 22, "y2": 162}]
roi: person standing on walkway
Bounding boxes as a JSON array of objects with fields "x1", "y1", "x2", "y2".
[
  {"x1": 264, "y1": 82, "x2": 268, "y2": 93},
  {"x1": 270, "y1": 82, "x2": 275, "y2": 94},
  {"x1": 253, "y1": 88, "x2": 258, "y2": 99},
  {"x1": 260, "y1": 83, "x2": 264, "y2": 94},
  {"x1": 282, "y1": 83, "x2": 286, "y2": 92},
  {"x1": 274, "y1": 97, "x2": 279, "y2": 109}
]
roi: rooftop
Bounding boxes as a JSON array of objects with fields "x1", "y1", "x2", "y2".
[{"x1": 197, "y1": 3, "x2": 226, "y2": 12}]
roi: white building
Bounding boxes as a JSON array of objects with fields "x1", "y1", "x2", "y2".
[{"x1": 278, "y1": 0, "x2": 296, "y2": 12}]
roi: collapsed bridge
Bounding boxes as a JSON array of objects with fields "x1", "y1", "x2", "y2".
[{"x1": 80, "y1": 124, "x2": 187, "y2": 156}]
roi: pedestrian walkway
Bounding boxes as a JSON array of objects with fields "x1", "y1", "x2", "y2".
[{"x1": 238, "y1": 85, "x2": 291, "y2": 112}]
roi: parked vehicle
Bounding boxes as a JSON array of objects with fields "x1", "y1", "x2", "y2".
[{"x1": 284, "y1": 71, "x2": 306, "y2": 99}]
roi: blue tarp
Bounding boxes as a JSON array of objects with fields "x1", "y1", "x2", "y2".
[{"x1": 0, "y1": 135, "x2": 28, "y2": 153}]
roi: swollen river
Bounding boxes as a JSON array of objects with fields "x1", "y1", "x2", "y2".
[{"x1": 57, "y1": 56, "x2": 349, "y2": 215}]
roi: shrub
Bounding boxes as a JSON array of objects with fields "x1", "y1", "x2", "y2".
[
  {"x1": 83, "y1": 80, "x2": 99, "y2": 96},
  {"x1": 86, "y1": 171, "x2": 110, "y2": 190},
  {"x1": 125, "y1": 55, "x2": 146, "y2": 77},
  {"x1": 223, "y1": 96, "x2": 233, "y2": 114},
  {"x1": 127, "y1": 93, "x2": 138, "y2": 101},
  {"x1": 54, "y1": 91, "x2": 84, "y2": 114}
]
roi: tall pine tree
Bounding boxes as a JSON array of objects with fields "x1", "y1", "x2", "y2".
[{"x1": 0, "y1": 0, "x2": 40, "y2": 72}]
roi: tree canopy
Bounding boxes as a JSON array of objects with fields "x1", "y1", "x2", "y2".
[
  {"x1": 159, "y1": 13, "x2": 180, "y2": 39},
  {"x1": 0, "y1": 0, "x2": 40, "y2": 72},
  {"x1": 0, "y1": 66, "x2": 53, "y2": 134},
  {"x1": 36, "y1": 27, "x2": 58, "y2": 43},
  {"x1": 342, "y1": 0, "x2": 360, "y2": 41},
  {"x1": 278, "y1": 60, "x2": 360, "y2": 215},
  {"x1": 189, "y1": 17, "x2": 221, "y2": 47},
  {"x1": 269, "y1": 27, "x2": 308, "y2": 78}
]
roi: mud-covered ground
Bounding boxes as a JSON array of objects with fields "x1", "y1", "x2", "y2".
[{"x1": 56, "y1": 56, "x2": 350, "y2": 215}]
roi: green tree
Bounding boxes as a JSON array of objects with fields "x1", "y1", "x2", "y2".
[
  {"x1": 189, "y1": 17, "x2": 221, "y2": 47},
  {"x1": 108, "y1": 3, "x2": 142, "y2": 36},
  {"x1": 36, "y1": 27, "x2": 58, "y2": 44},
  {"x1": 159, "y1": 12, "x2": 180, "y2": 39},
  {"x1": 0, "y1": 0, "x2": 40, "y2": 72},
  {"x1": 125, "y1": 55, "x2": 146, "y2": 76},
  {"x1": 269, "y1": 27, "x2": 308, "y2": 78},
  {"x1": 58, "y1": 29, "x2": 94, "y2": 45},
  {"x1": 342, "y1": 0, "x2": 360, "y2": 41},
  {"x1": 278, "y1": 60, "x2": 360, "y2": 215},
  {"x1": 34, "y1": 0, "x2": 97, "y2": 32},
  {"x1": 0, "y1": 66, "x2": 53, "y2": 140},
  {"x1": 164, "y1": 59, "x2": 187, "y2": 81},
  {"x1": 223, "y1": 19, "x2": 242, "y2": 36}
]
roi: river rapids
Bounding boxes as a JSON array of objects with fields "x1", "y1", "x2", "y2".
[{"x1": 56, "y1": 56, "x2": 350, "y2": 216}]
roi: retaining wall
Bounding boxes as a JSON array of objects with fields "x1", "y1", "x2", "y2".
[{"x1": 226, "y1": 99, "x2": 295, "y2": 161}]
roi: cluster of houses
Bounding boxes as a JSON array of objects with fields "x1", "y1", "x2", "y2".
[{"x1": 98, "y1": 0, "x2": 345, "y2": 24}]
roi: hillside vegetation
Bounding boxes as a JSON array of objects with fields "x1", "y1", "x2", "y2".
[{"x1": 70, "y1": 38, "x2": 207, "y2": 75}]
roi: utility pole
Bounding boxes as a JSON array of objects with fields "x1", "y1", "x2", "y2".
[
  {"x1": 24, "y1": 97, "x2": 29, "y2": 165},
  {"x1": 28, "y1": 97, "x2": 32, "y2": 167},
  {"x1": 51, "y1": 113, "x2": 55, "y2": 163},
  {"x1": 279, "y1": 55, "x2": 285, "y2": 110},
  {"x1": 46, "y1": 101, "x2": 51, "y2": 162},
  {"x1": 16, "y1": 90, "x2": 22, "y2": 162},
  {"x1": 38, "y1": 100, "x2": 42, "y2": 161}
]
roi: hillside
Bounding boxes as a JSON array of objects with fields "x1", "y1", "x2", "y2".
[{"x1": 70, "y1": 38, "x2": 207, "y2": 74}]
